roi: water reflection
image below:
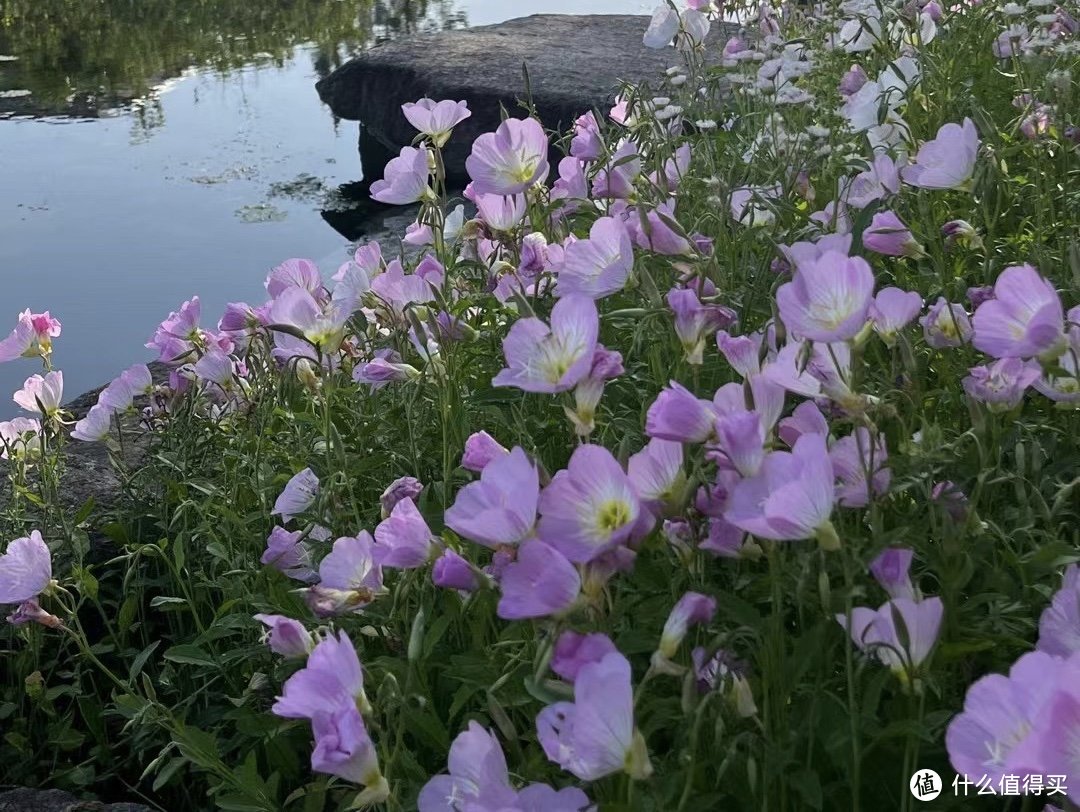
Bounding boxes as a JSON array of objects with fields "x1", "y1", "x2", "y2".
[{"x1": 0, "y1": 0, "x2": 467, "y2": 119}]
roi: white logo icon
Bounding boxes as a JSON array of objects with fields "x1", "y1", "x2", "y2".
[{"x1": 910, "y1": 769, "x2": 942, "y2": 801}]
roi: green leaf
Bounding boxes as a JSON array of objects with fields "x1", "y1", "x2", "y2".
[
  {"x1": 130, "y1": 640, "x2": 161, "y2": 681},
  {"x1": 163, "y1": 644, "x2": 217, "y2": 667}
]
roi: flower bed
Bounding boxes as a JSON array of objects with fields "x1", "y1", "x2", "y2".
[{"x1": 2, "y1": 1, "x2": 1079, "y2": 810}]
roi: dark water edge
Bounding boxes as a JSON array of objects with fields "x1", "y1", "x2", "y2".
[{"x1": 0, "y1": 0, "x2": 642, "y2": 416}]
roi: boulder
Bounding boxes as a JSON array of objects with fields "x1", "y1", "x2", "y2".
[
  {"x1": 0, "y1": 362, "x2": 169, "y2": 517},
  {"x1": 0, "y1": 787, "x2": 149, "y2": 811},
  {"x1": 316, "y1": 14, "x2": 729, "y2": 185}
]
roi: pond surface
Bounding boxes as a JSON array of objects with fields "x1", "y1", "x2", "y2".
[{"x1": 0, "y1": 0, "x2": 646, "y2": 415}]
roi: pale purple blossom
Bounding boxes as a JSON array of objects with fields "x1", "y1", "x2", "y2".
[
  {"x1": 869, "y1": 547, "x2": 916, "y2": 601},
  {"x1": 401, "y1": 98, "x2": 471, "y2": 146},
  {"x1": 0, "y1": 531, "x2": 52, "y2": 606},
  {"x1": 627, "y1": 438, "x2": 684, "y2": 515},
  {"x1": 726, "y1": 433, "x2": 837, "y2": 545},
  {"x1": 466, "y1": 118, "x2": 549, "y2": 196},
  {"x1": 837, "y1": 597, "x2": 944, "y2": 676},
  {"x1": 829, "y1": 428, "x2": 891, "y2": 507},
  {"x1": 261, "y1": 527, "x2": 317, "y2": 582},
  {"x1": 667, "y1": 288, "x2": 737, "y2": 365},
  {"x1": 497, "y1": 540, "x2": 580, "y2": 620},
  {"x1": 556, "y1": 217, "x2": 634, "y2": 300},
  {"x1": 870, "y1": 287, "x2": 922, "y2": 344},
  {"x1": 254, "y1": 614, "x2": 314, "y2": 658},
  {"x1": 962, "y1": 358, "x2": 1042, "y2": 411},
  {"x1": 920, "y1": 298, "x2": 972, "y2": 348},
  {"x1": 537, "y1": 444, "x2": 640, "y2": 563},
  {"x1": 492, "y1": 295, "x2": 599, "y2": 393},
  {"x1": 971, "y1": 264, "x2": 1066, "y2": 360},
  {"x1": 371, "y1": 146, "x2": 431, "y2": 205},
  {"x1": 305, "y1": 533, "x2": 385, "y2": 617},
  {"x1": 380, "y1": 476, "x2": 423, "y2": 516},
  {"x1": 374, "y1": 498, "x2": 433, "y2": 569},
  {"x1": 551, "y1": 632, "x2": 619, "y2": 683},
  {"x1": 902, "y1": 118, "x2": 980, "y2": 191},
  {"x1": 776, "y1": 252, "x2": 875, "y2": 342},
  {"x1": 658, "y1": 592, "x2": 717, "y2": 658},
  {"x1": 445, "y1": 447, "x2": 539, "y2": 548},
  {"x1": 461, "y1": 431, "x2": 508, "y2": 473},
  {"x1": 432, "y1": 548, "x2": 480, "y2": 593},
  {"x1": 1037, "y1": 565, "x2": 1080, "y2": 658},
  {"x1": 537, "y1": 651, "x2": 651, "y2": 781},
  {"x1": 272, "y1": 468, "x2": 320, "y2": 523},
  {"x1": 14, "y1": 371, "x2": 64, "y2": 417}
]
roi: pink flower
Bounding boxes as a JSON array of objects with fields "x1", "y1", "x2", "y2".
[
  {"x1": 842, "y1": 154, "x2": 901, "y2": 209},
  {"x1": 555, "y1": 217, "x2": 634, "y2": 300},
  {"x1": 538, "y1": 444, "x2": 641, "y2": 563},
  {"x1": 869, "y1": 547, "x2": 915, "y2": 601},
  {"x1": 432, "y1": 548, "x2": 480, "y2": 593},
  {"x1": 266, "y1": 258, "x2": 323, "y2": 301},
  {"x1": 628, "y1": 438, "x2": 684, "y2": 515},
  {"x1": 667, "y1": 288, "x2": 736, "y2": 365},
  {"x1": 461, "y1": 431, "x2": 508, "y2": 473},
  {"x1": 920, "y1": 297, "x2": 972, "y2": 348},
  {"x1": 901, "y1": 118, "x2": 980, "y2": 191},
  {"x1": 254, "y1": 614, "x2": 313, "y2": 658},
  {"x1": 374, "y1": 498, "x2": 432, "y2": 569},
  {"x1": 420, "y1": 722, "x2": 590, "y2": 811},
  {"x1": 146, "y1": 296, "x2": 201, "y2": 362},
  {"x1": 962, "y1": 358, "x2": 1042, "y2": 411},
  {"x1": 870, "y1": 287, "x2": 922, "y2": 344},
  {"x1": 862, "y1": 211, "x2": 925, "y2": 258},
  {"x1": 99, "y1": 364, "x2": 154, "y2": 412},
  {"x1": 643, "y1": 4, "x2": 680, "y2": 47},
  {"x1": 0, "y1": 310, "x2": 62, "y2": 362},
  {"x1": 492, "y1": 295, "x2": 599, "y2": 393},
  {"x1": 261, "y1": 527, "x2": 317, "y2": 582},
  {"x1": 537, "y1": 651, "x2": 652, "y2": 781},
  {"x1": 591, "y1": 141, "x2": 640, "y2": 199},
  {"x1": 272, "y1": 468, "x2": 319, "y2": 523},
  {"x1": 445, "y1": 447, "x2": 539, "y2": 548},
  {"x1": 776, "y1": 252, "x2": 875, "y2": 341},
  {"x1": 645, "y1": 382, "x2": 718, "y2": 444},
  {"x1": 946, "y1": 651, "x2": 1065, "y2": 785},
  {"x1": 497, "y1": 540, "x2": 581, "y2": 620},
  {"x1": 13, "y1": 371, "x2": 64, "y2": 417},
  {"x1": 475, "y1": 193, "x2": 526, "y2": 232},
  {"x1": 839, "y1": 63, "x2": 869, "y2": 96},
  {"x1": 658, "y1": 592, "x2": 717, "y2": 658},
  {"x1": 0, "y1": 417, "x2": 42, "y2": 457},
  {"x1": 570, "y1": 111, "x2": 603, "y2": 160},
  {"x1": 726, "y1": 434, "x2": 837, "y2": 545},
  {"x1": 305, "y1": 533, "x2": 385, "y2": 617},
  {"x1": 1037, "y1": 566, "x2": 1080, "y2": 658},
  {"x1": 829, "y1": 428, "x2": 891, "y2": 507},
  {"x1": 0, "y1": 530, "x2": 52, "y2": 606},
  {"x1": 370, "y1": 146, "x2": 431, "y2": 205},
  {"x1": 401, "y1": 98, "x2": 470, "y2": 146},
  {"x1": 466, "y1": 118, "x2": 549, "y2": 196},
  {"x1": 551, "y1": 632, "x2": 619, "y2": 683},
  {"x1": 972, "y1": 264, "x2": 1066, "y2": 360},
  {"x1": 837, "y1": 597, "x2": 943, "y2": 677},
  {"x1": 379, "y1": 476, "x2": 423, "y2": 516}
]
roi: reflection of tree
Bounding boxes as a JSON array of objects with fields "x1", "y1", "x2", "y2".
[
  {"x1": 0, "y1": 0, "x2": 375, "y2": 115},
  {"x1": 0, "y1": 0, "x2": 473, "y2": 118}
]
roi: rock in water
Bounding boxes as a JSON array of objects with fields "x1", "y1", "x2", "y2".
[
  {"x1": 0, "y1": 787, "x2": 149, "y2": 811},
  {"x1": 315, "y1": 14, "x2": 725, "y2": 185}
]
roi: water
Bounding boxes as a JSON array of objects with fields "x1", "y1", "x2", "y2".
[{"x1": 0, "y1": 0, "x2": 645, "y2": 415}]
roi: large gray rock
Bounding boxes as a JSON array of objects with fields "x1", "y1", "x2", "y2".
[
  {"x1": 0, "y1": 363, "x2": 168, "y2": 517},
  {"x1": 316, "y1": 14, "x2": 728, "y2": 185},
  {"x1": 0, "y1": 787, "x2": 149, "y2": 811}
]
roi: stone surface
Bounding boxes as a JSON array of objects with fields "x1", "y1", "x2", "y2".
[
  {"x1": 316, "y1": 14, "x2": 727, "y2": 183},
  {"x1": 0, "y1": 362, "x2": 169, "y2": 517},
  {"x1": 0, "y1": 787, "x2": 149, "y2": 811}
]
